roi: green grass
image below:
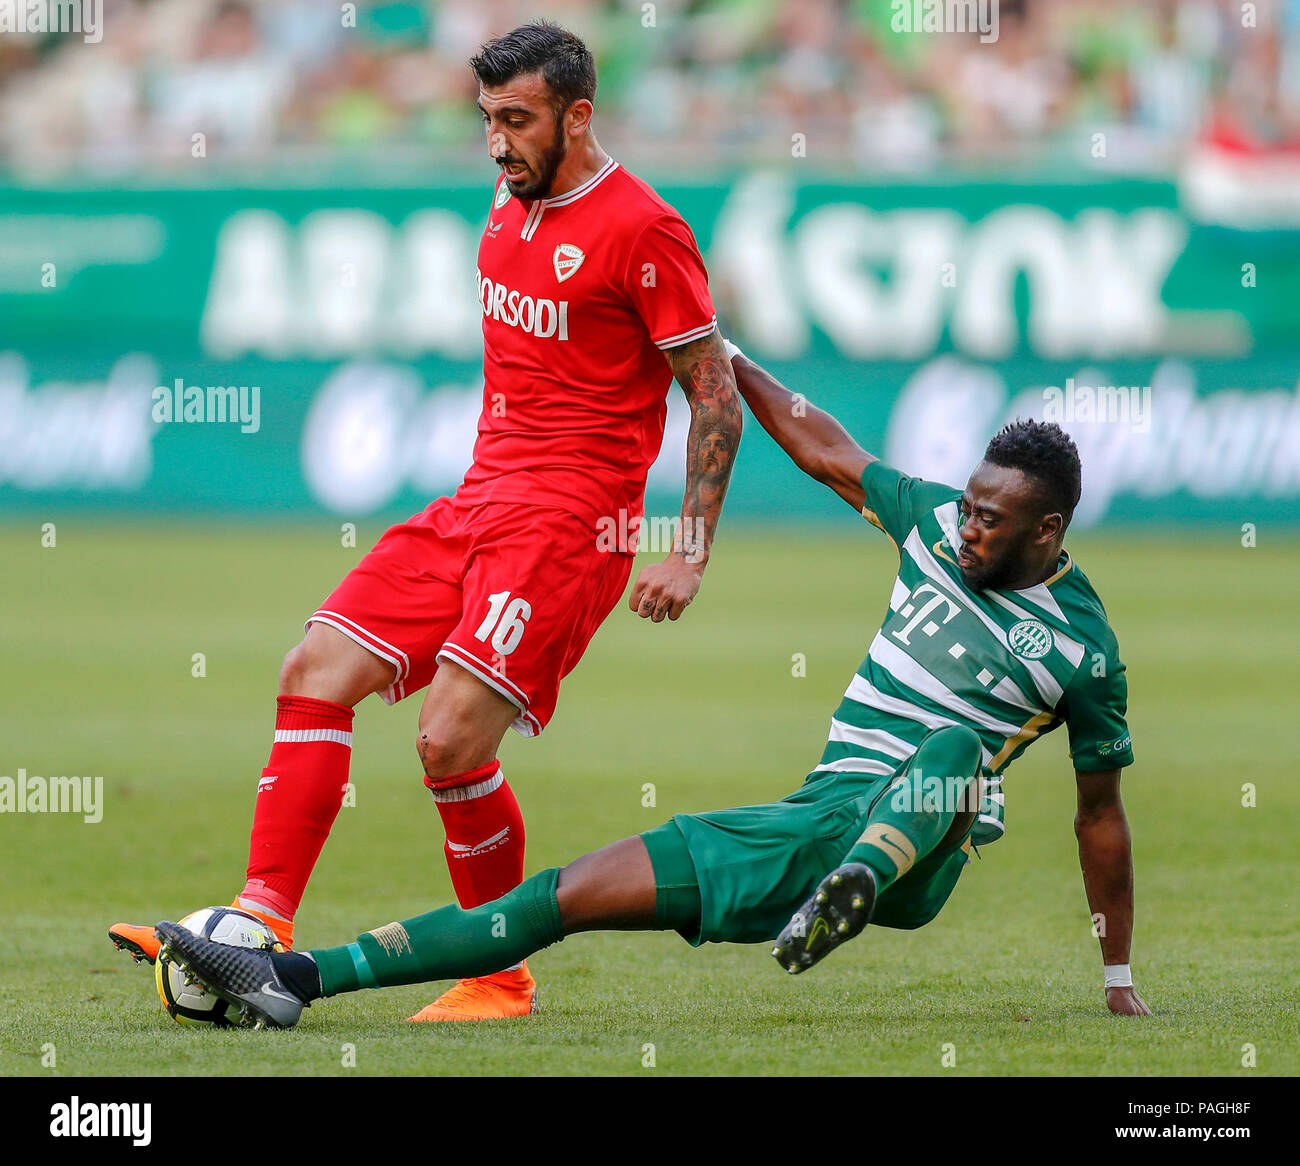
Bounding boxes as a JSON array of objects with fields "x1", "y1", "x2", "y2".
[{"x1": 1, "y1": 520, "x2": 1296, "y2": 1076}]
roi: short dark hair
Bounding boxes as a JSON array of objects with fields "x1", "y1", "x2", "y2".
[
  {"x1": 983, "y1": 419, "x2": 1082, "y2": 527},
  {"x1": 469, "y1": 20, "x2": 597, "y2": 116}
]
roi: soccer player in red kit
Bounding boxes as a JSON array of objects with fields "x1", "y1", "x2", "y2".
[{"x1": 110, "y1": 21, "x2": 743, "y2": 1021}]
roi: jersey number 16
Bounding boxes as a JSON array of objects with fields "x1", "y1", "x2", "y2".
[{"x1": 474, "y1": 590, "x2": 532, "y2": 656}]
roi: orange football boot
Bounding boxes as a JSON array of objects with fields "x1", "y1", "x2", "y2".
[
  {"x1": 405, "y1": 964, "x2": 538, "y2": 1022},
  {"x1": 109, "y1": 901, "x2": 293, "y2": 965},
  {"x1": 107, "y1": 923, "x2": 165, "y2": 965}
]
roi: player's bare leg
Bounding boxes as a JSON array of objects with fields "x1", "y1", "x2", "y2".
[
  {"x1": 279, "y1": 622, "x2": 397, "y2": 706},
  {"x1": 555, "y1": 836, "x2": 658, "y2": 931},
  {"x1": 110, "y1": 624, "x2": 393, "y2": 964},
  {"x1": 407, "y1": 661, "x2": 531, "y2": 1022},
  {"x1": 153, "y1": 837, "x2": 660, "y2": 1029}
]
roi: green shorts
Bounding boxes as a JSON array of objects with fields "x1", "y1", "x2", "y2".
[{"x1": 644, "y1": 767, "x2": 973, "y2": 947}]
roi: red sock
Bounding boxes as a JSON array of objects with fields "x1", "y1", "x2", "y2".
[
  {"x1": 240, "y1": 695, "x2": 354, "y2": 921},
  {"x1": 426, "y1": 760, "x2": 526, "y2": 908}
]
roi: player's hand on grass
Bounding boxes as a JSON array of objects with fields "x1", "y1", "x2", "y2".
[
  {"x1": 630, "y1": 555, "x2": 704, "y2": 622},
  {"x1": 1106, "y1": 985, "x2": 1151, "y2": 1016}
]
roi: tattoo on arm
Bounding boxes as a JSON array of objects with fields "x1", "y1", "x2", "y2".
[{"x1": 665, "y1": 330, "x2": 743, "y2": 563}]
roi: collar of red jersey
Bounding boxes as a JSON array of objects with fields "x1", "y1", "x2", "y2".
[{"x1": 510, "y1": 157, "x2": 620, "y2": 209}]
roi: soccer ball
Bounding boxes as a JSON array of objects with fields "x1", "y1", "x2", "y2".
[{"x1": 155, "y1": 906, "x2": 282, "y2": 1027}]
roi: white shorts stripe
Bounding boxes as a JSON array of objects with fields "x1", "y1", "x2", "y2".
[
  {"x1": 436, "y1": 643, "x2": 529, "y2": 707},
  {"x1": 307, "y1": 611, "x2": 410, "y2": 681},
  {"x1": 435, "y1": 644, "x2": 542, "y2": 738}
]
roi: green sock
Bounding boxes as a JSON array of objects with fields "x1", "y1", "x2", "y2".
[
  {"x1": 844, "y1": 725, "x2": 982, "y2": 895},
  {"x1": 311, "y1": 867, "x2": 564, "y2": 996}
]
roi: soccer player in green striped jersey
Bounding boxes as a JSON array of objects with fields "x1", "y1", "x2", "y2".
[{"x1": 154, "y1": 345, "x2": 1150, "y2": 1027}]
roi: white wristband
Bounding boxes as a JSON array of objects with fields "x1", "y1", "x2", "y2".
[
  {"x1": 722, "y1": 338, "x2": 744, "y2": 362},
  {"x1": 1104, "y1": 963, "x2": 1133, "y2": 989}
]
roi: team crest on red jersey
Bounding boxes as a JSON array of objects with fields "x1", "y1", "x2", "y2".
[{"x1": 553, "y1": 243, "x2": 585, "y2": 283}]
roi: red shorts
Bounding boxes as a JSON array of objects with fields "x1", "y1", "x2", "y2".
[{"x1": 307, "y1": 497, "x2": 634, "y2": 736}]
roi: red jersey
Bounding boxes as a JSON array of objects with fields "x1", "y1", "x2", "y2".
[{"x1": 456, "y1": 157, "x2": 717, "y2": 527}]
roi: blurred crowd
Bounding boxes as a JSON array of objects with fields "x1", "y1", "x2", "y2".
[{"x1": 2, "y1": 0, "x2": 1299, "y2": 176}]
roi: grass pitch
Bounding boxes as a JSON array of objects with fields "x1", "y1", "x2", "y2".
[{"x1": 1, "y1": 519, "x2": 1296, "y2": 1076}]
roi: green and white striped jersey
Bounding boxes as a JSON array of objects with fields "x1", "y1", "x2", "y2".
[{"x1": 814, "y1": 460, "x2": 1134, "y2": 846}]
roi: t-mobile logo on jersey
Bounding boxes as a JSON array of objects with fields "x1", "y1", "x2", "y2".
[
  {"x1": 891, "y1": 583, "x2": 962, "y2": 646},
  {"x1": 475, "y1": 270, "x2": 570, "y2": 340}
]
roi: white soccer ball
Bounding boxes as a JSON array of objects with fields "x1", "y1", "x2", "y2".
[{"x1": 155, "y1": 906, "x2": 282, "y2": 1027}]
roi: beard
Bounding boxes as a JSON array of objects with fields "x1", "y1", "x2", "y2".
[
  {"x1": 958, "y1": 550, "x2": 1020, "y2": 593},
  {"x1": 503, "y1": 114, "x2": 567, "y2": 200}
]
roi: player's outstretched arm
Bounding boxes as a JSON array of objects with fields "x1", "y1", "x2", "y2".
[
  {"x1": 727, "y1": 344, "x2": 873, "y2": 512},
  {"x1": 1074, "y1": 767, "x2": 1151, "y2": 1016},
  {"x1": 630, "y1": 327, "x2": 742, "y2": 623}
]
